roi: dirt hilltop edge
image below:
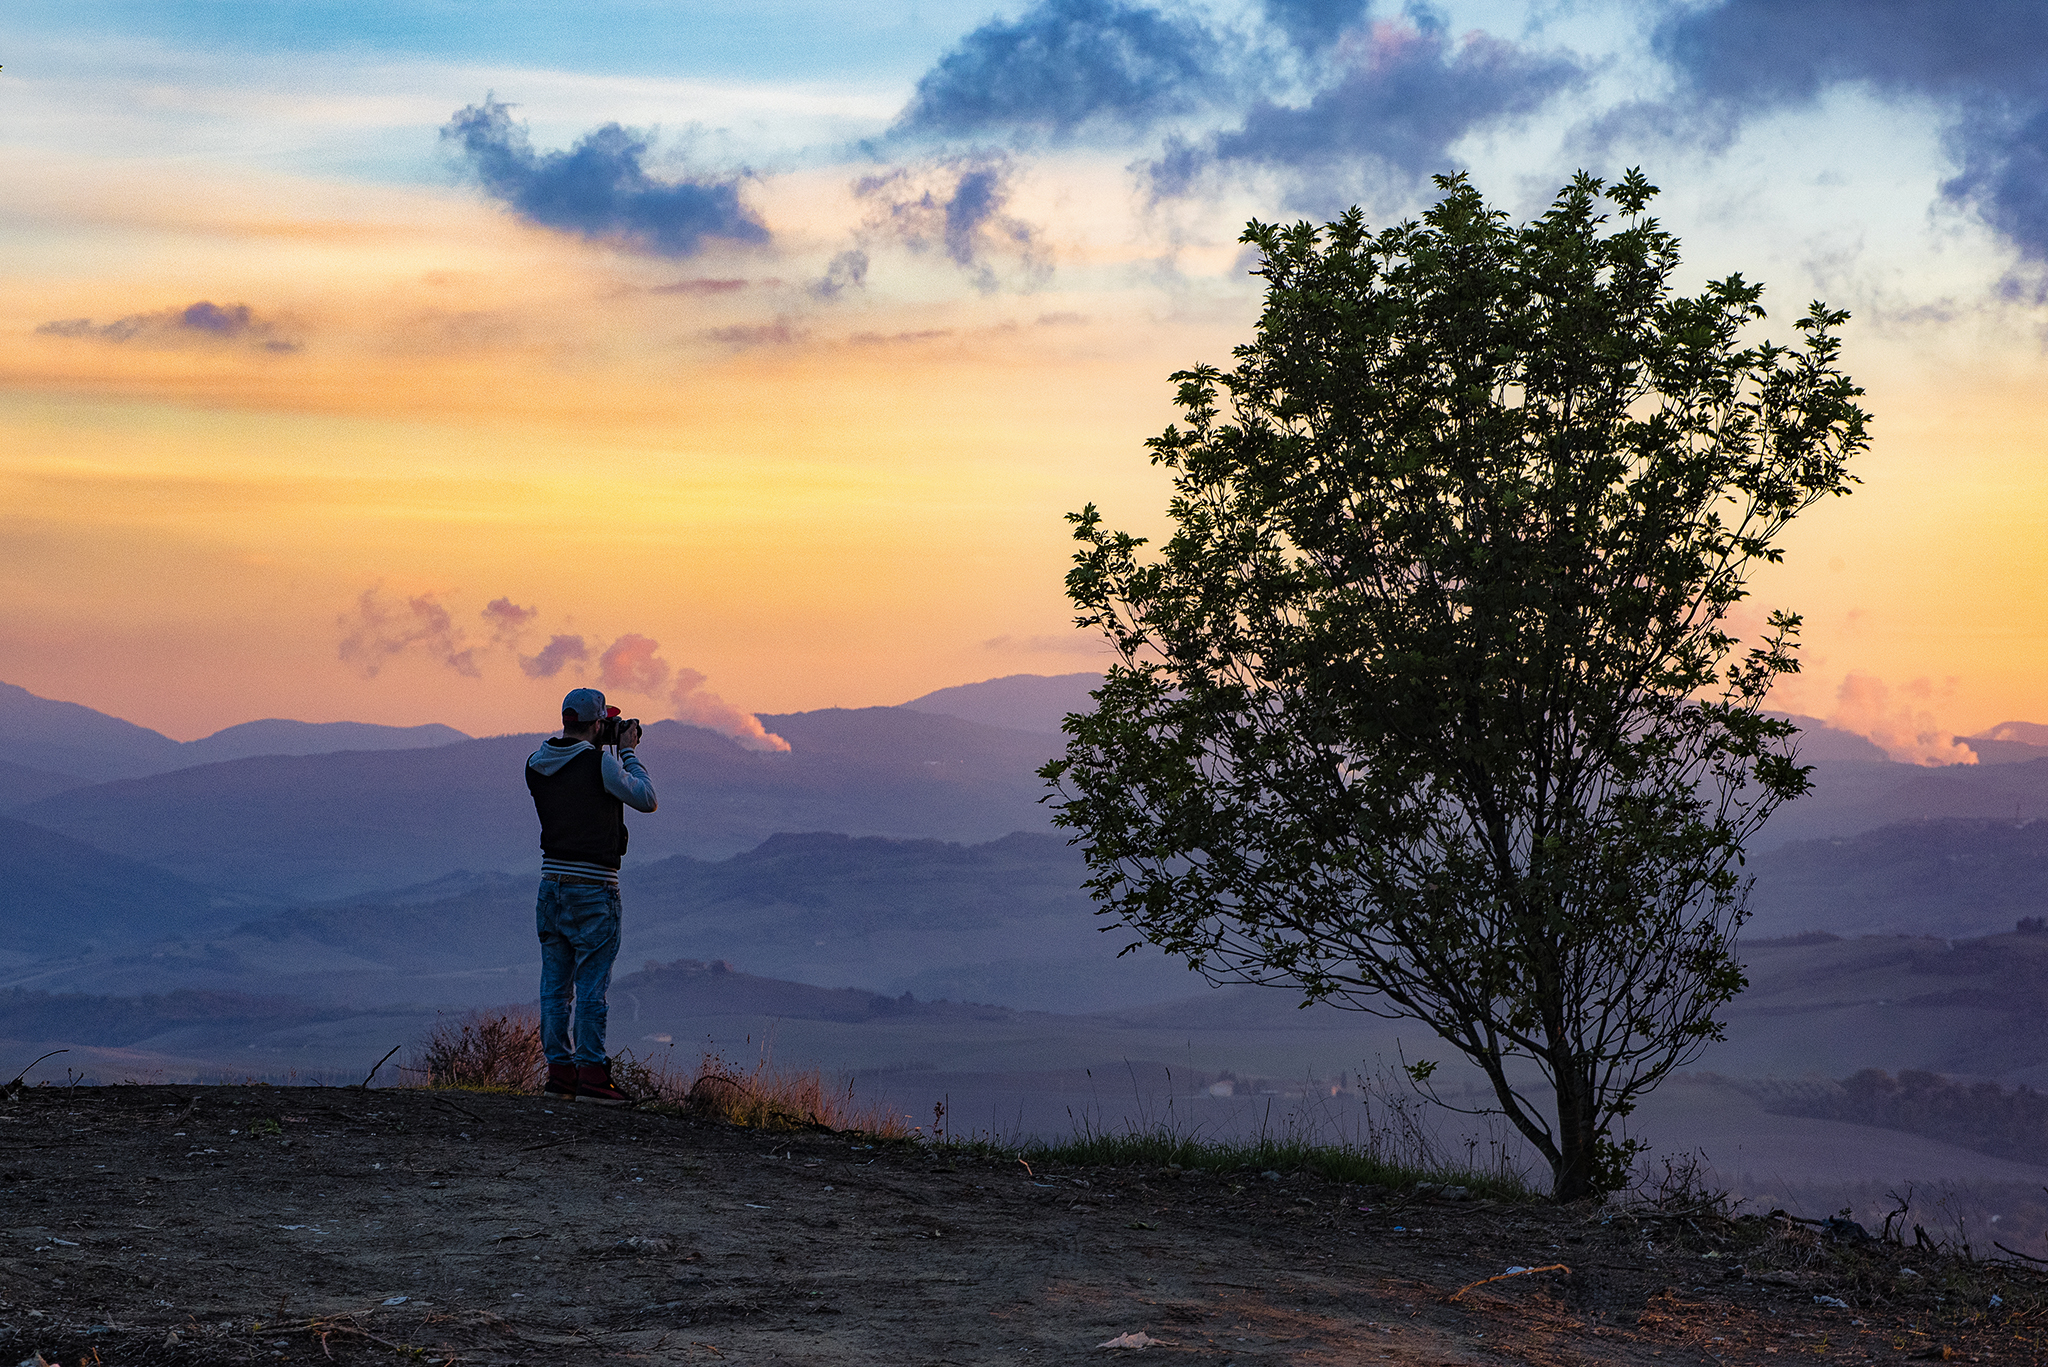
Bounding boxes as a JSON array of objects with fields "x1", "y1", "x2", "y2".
[{"x1": 3, "y1": 1085, "x2": 2043, "y2": 1365}]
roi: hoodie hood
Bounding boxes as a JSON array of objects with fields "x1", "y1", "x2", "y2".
[{"x1": 526, "y1": 737, "x2": 592, "y2": 776}]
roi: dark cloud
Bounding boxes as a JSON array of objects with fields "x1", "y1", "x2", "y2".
[
  {"x1": 1651, "y1": 0, "x2": 2048, "y2": 263},
  {"x1": 520, "y1": 634, "x2": 588, "y2": 679},
  {"x1": 441, "y1": 97, "x2": 768, "y2": 258},
  {"x1": 1148, "y1": 12, "x2": 1586, "y2": 198},
  {"x1": 856, "y1": 157, "x2": 1050, "y2": 294},
  {"x1": 1262, "y1": 0, "x2": 1371, "y2": 52},
  {"x1": 37, "y1": 301, "x2": 299, "y2": 353},
  {"x1": 892, "y1": 0, "x2": 1230, "y2": 141}
]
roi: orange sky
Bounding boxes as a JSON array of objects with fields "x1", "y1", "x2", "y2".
[{"x1": 3, "y1": 13, "x2": 2046, "y2": 751}]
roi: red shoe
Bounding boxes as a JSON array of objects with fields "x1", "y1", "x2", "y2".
[
  {"x1": 575, "y1": 1062, "x2": 634, "y2": 1106},
  {"x1": 543, "y1": 1063, "x2": 578, "y2": 1099}
]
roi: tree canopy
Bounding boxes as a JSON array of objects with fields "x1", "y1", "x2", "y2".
[{"x1": 1044, "y1": 171, "x2": 1869, "y2": 1200}]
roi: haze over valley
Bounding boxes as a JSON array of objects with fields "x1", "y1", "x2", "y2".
[{"x1": 5, "y1": 669, "x2": 2048, "y2": 1245}]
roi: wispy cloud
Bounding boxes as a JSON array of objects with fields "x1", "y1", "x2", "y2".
[
  {"x1": 984, "y1": 632, "x2": 1116, "y2": 657},
  {"x1": 37, "y1": 300, "x2": 300, "y2": 353},
  {"x1": 337, "y1": 588, "x2": 478, "y2": 679},
  {"x1": 441, "y1": 96, "x2": 769, "y2": 258},
  {"x1": 856, "y1": 156, "x2": 1051, "y2": 294}
]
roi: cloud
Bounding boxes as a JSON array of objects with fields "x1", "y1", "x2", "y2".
[
  {"x1": 1826, "y1": 672, "x2": 1978, "y2": 767},
  {"x1": 701, "y1": 320, "x2": 806, "y2": 349},
  {"x1": 337, "y1": 588, "x2": 479, "y2": 679},
  {"x1": 1147, "y1": 11, "x2": 1587, "y2": 199},
  {"x1": 984, "y1": 632, "x2": 1117, "y2": 657},
  {"x1": 856, "y1": 157, "x2": 1051, "y2": 293},
  {"x1": 891, "y1": 0, "x2": 1232, "y2": 141},
  {"x1": 480, "y1": 597, "x2": 538, "y2": 648},
  {"x1": 441, "y1": 97, "x2": 769, "y2": 258},
  {"x1": 671, "y1": 668, "x2": 791, "y2": 753},
  {"x1": 1650, "y1": 0, "x2": 2048, "y2": 263},
  {"x1": 1262, "y1": 0, "x2": 1371, "y2": 52},
  {"x1": 597, "y1": 633, "x2": 670, "y2": 696},
  {"x1": 520, "y1": 634, "x2": 588, "y2": 679},
  {"x1": 36, "y1": 301, "x2": 300, "y2": 353},
  {"x1": 648, "y1": 278, "x2": 750, "y2": 295},
  {"x1": 811, "y1": 248, "x2": 870, "y2": 300}
]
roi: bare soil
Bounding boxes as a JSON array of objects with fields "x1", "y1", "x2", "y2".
[{"x1": 4, "y1": 1085, "x2": 2044, "y2": 1365}]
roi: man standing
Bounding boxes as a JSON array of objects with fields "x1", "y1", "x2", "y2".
[{"x1": 525, "y1": 687, "x2": 658, "y2": 1104}]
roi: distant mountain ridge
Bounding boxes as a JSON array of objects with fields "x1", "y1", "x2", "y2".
[
  {"x1": 898, "y1": 673, "x2": 1101, "y2": 734},
  {"x1": 12, "y1": 710, "x2": 1063, "y2": 903},
  {"x1": 0, "y1": 680, "x2": 472, "y2": 781}
]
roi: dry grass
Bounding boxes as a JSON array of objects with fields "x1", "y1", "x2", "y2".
[
  {"x1": 400, "y1": 1009, "x2": 545, "y2": 1092},
  {"x1": 615, "y1": 1046, "x2": 916, "y2": 1137},
  {"x1": 399, "y1": 1009, "x2": 912, "y2": 1136}
]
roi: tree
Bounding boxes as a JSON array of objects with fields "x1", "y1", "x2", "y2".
[{"x1": 1043, "y1": 171, "x2": 1869, "y2": 1201}]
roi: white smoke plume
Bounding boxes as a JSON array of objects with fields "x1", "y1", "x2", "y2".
[
  {"x1": 671, "y1": 667, "x2": 791, "y2": 753},
  {"x1": 1827, "y1": 673, "x2": 1978, "y2": 767},
  {"x1": 591, "y1": 633, "x2": 790, "y2": 753},
  {"x1": 597, "y1": 634, "x2": 670, "y2": 695},
  {"x1": 337, "y1": 588, "x2": 479, "y2": 679}
]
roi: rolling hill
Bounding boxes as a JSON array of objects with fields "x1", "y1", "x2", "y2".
[{"x1": 11, "y1": 710, "x2": 1062, "y2": 903}]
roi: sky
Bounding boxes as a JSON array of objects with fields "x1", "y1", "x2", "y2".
[{"x1": 2, "y1": 0, "x2": 2045, "y2": 756}]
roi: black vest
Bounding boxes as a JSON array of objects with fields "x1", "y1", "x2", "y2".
[{"x1": 527, "y1": 745, "x2": 629, "y2": 869}]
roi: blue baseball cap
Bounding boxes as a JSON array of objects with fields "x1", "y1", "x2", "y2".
[{"x1": 561, "y1": 687, "x2": 609, "y2": 723}]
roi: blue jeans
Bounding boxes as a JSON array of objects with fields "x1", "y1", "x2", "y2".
[{"x1": 537, "y1": 879, "x2": 622, "y2": 1067}]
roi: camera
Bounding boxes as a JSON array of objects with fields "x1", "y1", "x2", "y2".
[{"x1": 595, "y1": 713, "x2": 640, "y2": 747}]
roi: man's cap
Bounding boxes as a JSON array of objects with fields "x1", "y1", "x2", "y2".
[{"x1": 562, "y1": 688, "x2": 608, "y2": 723}]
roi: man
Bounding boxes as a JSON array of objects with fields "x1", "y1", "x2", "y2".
[{"x1": 525, "y1": 687, "x2": 658, "y2": 1104}]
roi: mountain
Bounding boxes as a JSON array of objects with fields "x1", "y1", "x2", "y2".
[
  {"x1": 0, "y1": 680, "x2": 185, "y2": 780},
  {"x1": 0, "y1": 831, "x2": 1202, "y2": 1016},
  {"x1": 1773, "y1": 713, "x2": 1890, "y2": 763},
  {"x1": 1746, "y1": 818, "x2": 2048, "y2": 941},
  {"x1": 898, "y1": 672, "x2": 1102, "y2": 734},
  {"x1": 1958, "y1": 721, "x2": 2048, "y2": 766},
  {"x1": 1759, "y1": 758, "x2": 2048, "y2": 850},
  {"x1": 0, "y1": 757, "x2": 92, "y2": 810},
  {"x1": 11, "y1": 711, "x2": 1063, "y2": 903},
  {"x1": 0, "y1": 815, "x2": 227, "y2": 959},
  {"x1": 178, "y1": 718, "x2": 470, "y2": 765}
]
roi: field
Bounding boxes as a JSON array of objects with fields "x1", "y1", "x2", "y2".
[{"x1": 5, "y1": 1085, "x2": 2046, "y2": 1365}]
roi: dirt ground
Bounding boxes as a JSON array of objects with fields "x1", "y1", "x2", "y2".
[{"x1": 4, "y1": 1085, "x2": 2044, "y2": 1366}]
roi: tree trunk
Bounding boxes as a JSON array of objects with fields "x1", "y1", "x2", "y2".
[{"x1": 1550, "y1": 1071, "x2": 1601, "y2": 1202}]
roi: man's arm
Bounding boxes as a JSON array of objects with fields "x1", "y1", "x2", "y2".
[{"x1": 602, "y1": 747, "x2": 657, "y2": 812}]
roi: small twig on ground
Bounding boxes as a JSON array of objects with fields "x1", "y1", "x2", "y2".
[
  {"x1": 357, "y1": 1045, "x2": 402, "y2": 1090},
  {"x1": 1447, "y1": 1263, "x2": 1571, "y2": 1302},
  {"x1": 431, "y1": 1093, "x2": 485, "y2": 1123}
]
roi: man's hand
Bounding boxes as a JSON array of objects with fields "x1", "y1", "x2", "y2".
[{"x1": 618, "y1": 720, "x2": 643, "y2": 750}]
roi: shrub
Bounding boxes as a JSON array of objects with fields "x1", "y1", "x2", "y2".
[{"x1": 403, "y1": 1008, "x2": 544, "y2": 1092}]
